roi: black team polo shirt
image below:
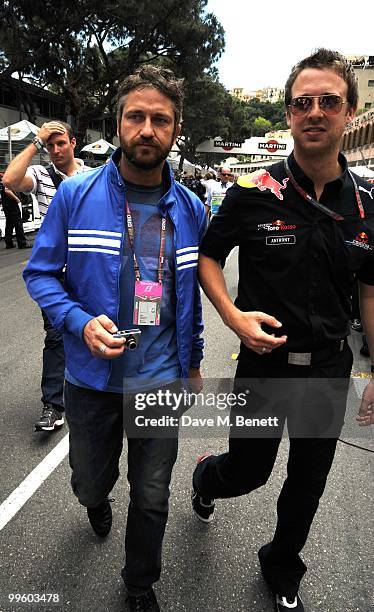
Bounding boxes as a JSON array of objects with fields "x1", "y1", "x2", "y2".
[{"x1": 200, "y1": 152, "x2": 374, "y2": 352}]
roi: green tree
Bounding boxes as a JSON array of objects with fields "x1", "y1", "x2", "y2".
[
  {"x1": 252, "y1": 116, "x2": 273, "y2": 136},
  {"x1": 235, "y1": 98, "x2": 287, "y2": 138},
  {"x1": 180, "y1": 75, "x2": 249, "y2": 165},
  {"x1": 0, "y1": 0, "x2": 225, "y2": 146}
]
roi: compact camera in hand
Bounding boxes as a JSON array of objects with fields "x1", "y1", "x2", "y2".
[{"x1": 112, "y1": 328, "x2": 141, "y2": 350}]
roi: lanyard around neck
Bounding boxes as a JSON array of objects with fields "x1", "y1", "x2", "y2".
[
  {"x1": 284, "y1": 158, "x2": 366, "y2": 221},
  {"x1": 283, "y1": 158, "x2": 344, "y2": 221},
  {"x1": 125, "y1": 200, "x2": 167, "y2": 284},
  {"x1": 284, "y1": 158, "x2": 365, "y2": 220},
  {"x1": 347, "y1": 170, "x2": 365, "y2": 219}
]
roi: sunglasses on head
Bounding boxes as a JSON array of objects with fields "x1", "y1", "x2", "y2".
[{"x1": 288, "y1": 94, "x2": 347, "y2": 116}]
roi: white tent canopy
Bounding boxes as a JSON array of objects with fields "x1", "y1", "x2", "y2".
[
  {"x1": 0, "y1": 120, "x2": 39, "y2": 141},
  {"x1": 167, "y1": 152, "x2": 196, "y2": 172},
  {"x1": 80, "y1": 139, "x2": 116, "y2": 155},
  {"x1": 350, "y1": 165, "x2": 374, "y2": 178}
]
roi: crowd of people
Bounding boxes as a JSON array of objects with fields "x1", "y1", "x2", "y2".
[
  {"x1": 180, "y1": 167, "x2": 235, "y2": 221},
  {"x1": 1, "y1": 50, "x2": 374, "y2": 612}
]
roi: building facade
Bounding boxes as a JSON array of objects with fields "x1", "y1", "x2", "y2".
[
  {"x1": 342, "y1": 107, "x2": 374, "y2": 170},
  {"x1": 347, "y1": 55, "x2": 374, "y2": 110},
  {"x1": 0, "y1": 78, "x2": 103, "y2": 155},
  {"x1": 259, "y1": 87, "x2": 284, "y2": 104},
  {"x1": 229, "y1": 87, "x2": 258, "y2": 102},
  {"x1": 229, "y1": 86, "x2": 284, "y2": 104}
]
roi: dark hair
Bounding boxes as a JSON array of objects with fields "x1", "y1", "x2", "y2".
[
  {"x1": 51, "y1": 121, "x2": 74, "y2": 141},
  {"x1": 284, "y1": 48, "x2": 358, "y2": 109},
  {"x1": 117, "y1": 64, "x2": 184, "y2": 126}
]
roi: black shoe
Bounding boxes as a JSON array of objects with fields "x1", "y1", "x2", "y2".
[
  {"x1": 191, "y1": 453, "x2": 215, "y2": 523},
  {"x1": 18, "y1": 242, "x2": 32, "y2": 249},
  {"x1": 87, "y1": 498, "x2": 112, "y2": 537},
  {"x1": 191, "y1": 490, "x2": 215, "y2": 523},
  {"x1": 350, "y1": 318, "x2": 363, "y2": 332},
  {"x1": 34, "y1": 404, "x2": 64, "y2": 431},
  {"x1": 275, "y1": 593, "x2": 305, "y2": 611},
  {"x1": 125, "y1": 587, "x2": 160, "y2": 612},
  {"x1": 258, "y1": 544, "x2": 305, "y2": 612},
  {"x1": 5, "y1": 243, "x2": 15, "y2": 249}
]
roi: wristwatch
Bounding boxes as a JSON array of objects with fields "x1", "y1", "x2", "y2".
[{"x1": 32, "y1": 136, "x2": 44, "y2": 152}]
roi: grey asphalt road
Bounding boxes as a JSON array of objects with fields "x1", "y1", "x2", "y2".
[{"x1": 0, "y1": 234, "x2": 373, "y2": 612}]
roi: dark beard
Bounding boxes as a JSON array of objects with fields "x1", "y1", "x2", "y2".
[{"x1": 120, "y1": 140, "x2": 170, "y2": 171}]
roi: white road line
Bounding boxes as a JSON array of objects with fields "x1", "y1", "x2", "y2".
[{"x1": 0, "y1": 434, "x2": 69, "y2": 531}]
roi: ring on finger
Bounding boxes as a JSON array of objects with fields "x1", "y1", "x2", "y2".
[
  {"x1": 99, "y1": 344, "x2": 107, "y2": 355},
  {"x1": 260, "y1": 346, "x2": 267, "y2": 354}
]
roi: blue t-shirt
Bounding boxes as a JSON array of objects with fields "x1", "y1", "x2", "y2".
[
  {"x1": 66, "y1": 180, "x2": 180, "y2": 393},
  {"x1": 107, "y1": 181, "x2": 180, "y2": 392}
]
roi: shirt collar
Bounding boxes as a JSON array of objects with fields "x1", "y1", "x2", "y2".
[
  {"x1": 51, "y1": 158, "x2": 86, "y2": 177},
  {"x1": 287, "y1": 151, "x2": 349, "y2": 192}
]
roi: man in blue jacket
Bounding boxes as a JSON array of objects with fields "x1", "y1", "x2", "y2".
[{"x1": 23, "y1": 65, "x2": 205, "y2": 612}]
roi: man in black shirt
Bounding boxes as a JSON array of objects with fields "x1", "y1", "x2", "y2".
[{"x1": 191, "y1": 49, "x2": 374, "y2": 612}]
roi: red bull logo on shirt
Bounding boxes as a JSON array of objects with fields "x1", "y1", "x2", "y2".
[
  {"x1": 346, "y1": 231, "x2": 373, "y2": 251},
  {"x1": 251, "y1": 171, "x2": 289, "y2": 200},
  {"x1": 356, "y1": 232, "x2": 369, "y2": 244}
]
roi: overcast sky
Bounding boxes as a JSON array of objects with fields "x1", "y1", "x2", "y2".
[{"x1": 206, "y1": 0, "x2": 374, "y2": 91}]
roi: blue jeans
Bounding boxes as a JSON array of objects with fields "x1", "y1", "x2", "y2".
[
  {"x1": 64, "y1": 381, "x2": 179, "y2": 592},
  {"x1": 41, "y1": 309, "x2": 65, "y2": 410}
]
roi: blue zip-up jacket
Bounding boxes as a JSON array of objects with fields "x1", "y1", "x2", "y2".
[{"x1": 23, "y1": 149, "x2": 205, "y2": 390}]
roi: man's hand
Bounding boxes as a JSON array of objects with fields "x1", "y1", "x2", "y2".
[
  {"x1": 83, "y1": 315, "x2": 126, "y2": 359},
  {"x1": 228, "y1": 310, "x2": 287, "y2": 355},
  {"x1": 188, "y1": 367, "x2": 203, "y2": 393},
  {"x1": 37, "y1": 121, "x2": 66, "y2": 145},
  {"x1": 197, "y1": 256, "x2": 286, "y2": 356},
  {"x1": 356, "y1": 380, "x2": 374, "y2": 426},
  {"x1": 3, "y1": 186, "x2": 20, "y2": 203}
]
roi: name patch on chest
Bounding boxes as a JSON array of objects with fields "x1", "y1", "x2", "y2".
[{"x1": 266, "y1": 235, "x2": 296, "y2": 246}]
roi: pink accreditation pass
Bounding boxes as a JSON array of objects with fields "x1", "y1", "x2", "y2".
[{"x1": 133, "y1": 280, "x2": 163, "y2": 326}]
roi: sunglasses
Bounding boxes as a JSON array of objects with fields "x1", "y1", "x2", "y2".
[
  {"x1": 221, "y1": 173, "x2": 232, "y2": 177},
  {"x1": 288, "y1": 95, "x2": 347, "y2": 116}
]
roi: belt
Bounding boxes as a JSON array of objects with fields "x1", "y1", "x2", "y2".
[{"x1": 261, "y1": 338, "x2": 347, "y2": 366}]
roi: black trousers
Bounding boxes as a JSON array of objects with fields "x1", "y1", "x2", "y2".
[
  {"x1": 193, "y1": 343, "x2": 353, "y2": 599},
  {"x1": 2, "y1": 200, "x2": 27, "y2": 247}
]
